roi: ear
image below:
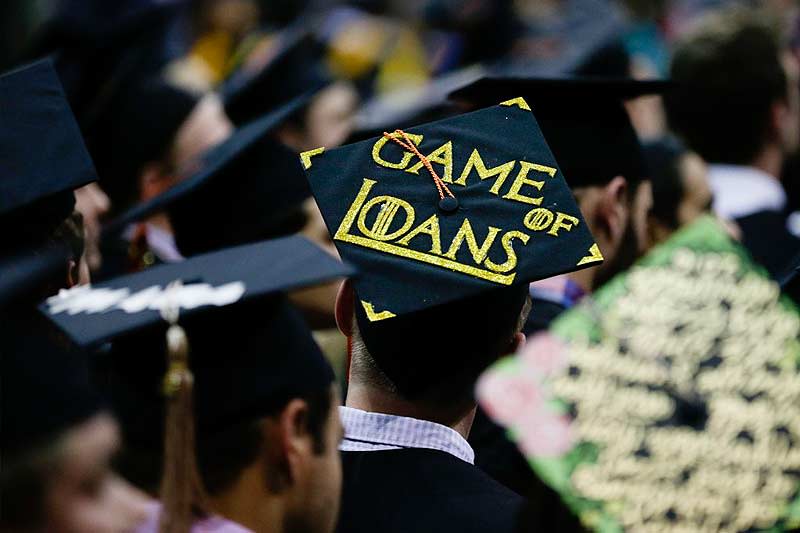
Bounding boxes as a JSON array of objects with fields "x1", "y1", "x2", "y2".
[
  {"x1": 66, "y1": 259, "x2": 79, "y2": 288},
  {"x1": 276, "y1": 398, "x2": 314, "y2": 487},
  {"x1": 335, "y1": 280, "x2": 355, "y2": 337},
  {"x1": 598, "y1": 176, "x2": 629, "y2": 248},
  {"x1": 139, "y1": 162, "x2": 174, "y2": 202},
  {"x1": 512, "y1": 332, "x2": 526, "y2": 352}
]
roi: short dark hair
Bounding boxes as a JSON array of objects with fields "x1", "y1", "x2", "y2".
[
  {"x1": 114, "y1": 386, "x2": 333, "y2": 496},
  {"x1": 665, "y1": 7, "x2": 788, "y2": 165},
  {"x1": 353, "y1": 284, "x2": 530, "y2": 404},
  {"x1": 643, "y1": 137, "x2": 687, "y2": 230}
]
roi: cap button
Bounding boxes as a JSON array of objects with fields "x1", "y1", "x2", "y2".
[{"x1": 438, "y1": 197, "x2": 459, "y2": 213}]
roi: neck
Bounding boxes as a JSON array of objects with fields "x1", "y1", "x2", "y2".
[
  {"x1": 207, "y1": 463, "x2": 283, "y2": 533},
  {"x1": 345, "y1": 382, "x2": 476, "y2": 439},
  {"x1": 750, "y1": 142, "x2": 783, "y2": 179}
]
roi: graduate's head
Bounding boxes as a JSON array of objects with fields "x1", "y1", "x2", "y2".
[
  {"x1": 336, "y1": 280, "x2": 530, "y2": 418},
  {"x1": 666, "y1": 6, "x2": 799, "y2": 166},
  {"x1": 97, "y1": 79, "x2": 233, "y2": 214},
  {"x1": 44, "y1": 238, "x2": 352, "y2": 533},
  {"x1": 1, "y1": 319, "x2": 148, "y2": 533},
  {"x1": 304, "y1": 96, "x2": 607, "y2": 418},
  {"x1": 643, "y1": 137, "x2": 712, "y2": 248},
  {"x1": 276, "y1": 80, "x2": 360, "y2": 153},
  {"x1": 0, "y1": 59, "x2": 102, "y2": 290}
]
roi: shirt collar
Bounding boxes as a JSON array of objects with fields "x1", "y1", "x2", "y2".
[
  {"x1": 339, "y1": 406, "x2": 475, "y2": 464},
  {"x1": 529, "y1": 274, "x2": 586, "y2": 309},
  {"x1": 708, "y1": 164, "x2": 786, "y2": 219}
]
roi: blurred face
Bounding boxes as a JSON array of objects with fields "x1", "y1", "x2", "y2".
[
  {"x1": 73, "y1": 183, "x2": 111, "y2": 274},
  {"x1": 287, "y1": 387, "x2": 343, "y2": 533},
  {"x1": 171, "y1": 94, "x2": 234, "y2": 178},
  {"x1": 43, "y1": 414, "x2": 148, "y2": 533},
  {"x1": 303, "y1": 82, "x2": 359, "y2": 151}
]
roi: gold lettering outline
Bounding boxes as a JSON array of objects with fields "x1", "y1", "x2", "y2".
[
  {"x1": 361, "y1": 301, "x2": 396, "y2": 321},
  {"x1": 577, "y1": 243, "x2": 604, "y2": 266},
  {"x1": 499, "y1": 97, "x2": 532, "y2": 111},
  {"x1": 300, "y1": 147, "x2": 325, "y2": 169}
]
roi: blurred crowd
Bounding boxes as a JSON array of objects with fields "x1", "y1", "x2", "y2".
[{"x1": 1, "y1": 0, "x2": 799, "y2": 532}]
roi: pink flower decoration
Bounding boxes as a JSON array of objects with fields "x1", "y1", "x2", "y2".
[
  {"x1": 516, "y1": 411, "x2": 574, "y2": 458},
  {"x1": 476, "y1": 332, "x2": 575, "y2": 459},
  {"x1": 519, "y1": 332, "x2": 569, "y2": 377},
  {"x1": 476, "y1": 364, "x2": 544, "y2": 427}
]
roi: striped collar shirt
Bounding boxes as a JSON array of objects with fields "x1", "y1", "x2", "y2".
[{"x1": 339, "y1": 406, "x2": 475, "y2": 464}]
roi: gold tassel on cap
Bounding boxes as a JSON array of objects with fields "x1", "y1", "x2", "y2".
[{"x1": 158, "y1": 281, "x2": 209, "y2": 533}]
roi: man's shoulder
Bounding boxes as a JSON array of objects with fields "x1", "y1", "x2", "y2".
[
  {"x1": 735, "y1": 208, "x2": 800, "y2": 277},
  {"x1": 339, "y1": 449, "x2": 522, "y2": 533}
]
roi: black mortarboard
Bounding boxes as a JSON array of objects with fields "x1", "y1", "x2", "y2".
[
  {"x1": 302, "y1": 99, "x2": 603, "y2": 321},
  {"x1": 449, "y1": 77, "x2": 672, "y2": 187},
  {"x1": 91, "y1": 77, "x2": 200, "y2": 209},
  {"x1": 0, "y1": 243, "x2": 72, "y2": 308},
  {"x1": 0, "y1": 58, "x2": 97, "y2": 248},
  {"x1": 221, "y1": 29, "x2": 331, "y2": 126},
  {"x1": 102, "y1": 99, "x2": 312, "y2": 256},
  {"x1": 1, "y1": 320, "x2": 102, "y2": 457},
  {"x1": 41, "y1": 236, "x2": 351, "y2": 440}
]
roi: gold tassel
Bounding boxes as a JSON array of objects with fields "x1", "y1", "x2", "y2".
[{"x1": 158, "y1": 283, "x2": 209, "y2": 533}]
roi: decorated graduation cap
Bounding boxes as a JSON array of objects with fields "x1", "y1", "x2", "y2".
[
  {"x1": 41, "y1": 236, "x2": 352, "y2": 531},
  {"x1": 449, "y1": 77, "x2": 672, "y2": 188},
  {"x1": 221, "y1": 28, "x2": 331, "y2": 126},
  {"x1": 102, "y1": 100, "x2": 312, "y2": 257},
  {"x1": 0, "y1": 58, "x2": 97, "y2": 250},
  {"x1": 301, "y1": 98, "x2": 603, "y2": 321},
  {"x1": 478, "y1": 216, "x2": 800, "y2": 532}
]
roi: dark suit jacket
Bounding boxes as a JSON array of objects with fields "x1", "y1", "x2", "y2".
[
  {"x1": 336, "y1": 448, "x2": 523, "y2": 533},
  {"x1": 736, "y1": 209, "x2": 800, "y2": 280}
]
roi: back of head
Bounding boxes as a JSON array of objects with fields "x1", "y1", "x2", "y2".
[
  {"x1": 665, "y1": 7, "x2": 787, "y2": 165},
  {"x1": 643, "y1": 136, "x2": 687, "y2": 230},
  {"x1": 352, "y1": 283, "x2": 529, "y2": 405}
]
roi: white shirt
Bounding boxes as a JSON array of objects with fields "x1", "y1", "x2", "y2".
[
  {"x1": 708, "y1": 164, "x2": 787, "y2": 220},
  {"x1": 339, "y1": 406, "x2": 475, "y2": 464}
]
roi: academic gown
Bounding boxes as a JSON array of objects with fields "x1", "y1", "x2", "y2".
[{"x1": 336, "y1": 448, "x2": 523, "y2": 533}]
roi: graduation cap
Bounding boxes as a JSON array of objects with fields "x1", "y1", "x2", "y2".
[
  {"x1": 1, "y1": 319, "x2": 102, "y2": 458},
  {"x1": 0, "y1": 58, "x2": 98, "y2": 250},
  {"x1": 449, "y1": 77, "x2": 672, "y2": 187},
  {"x1": 41, "y1": 236, "x2": 351, "y2": 529},
  {"x1": 0, "y1": 243, "x2": 73, "y2": 308},
  {"x1": 32, "y1": 0, "x2": 188, "y2": 134},
  {"x1": 102, "y1": 99, "x2": 312, "y2": 257},
  {"x1": 477, "y1": 216, "x2": 800, "y2": 532},
  {"x1": 221, "y1": 28, "x2": 332, "y2": 126},
  {"x1": 301, "y1": 98, "x2": 603, "y2": 322}
]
